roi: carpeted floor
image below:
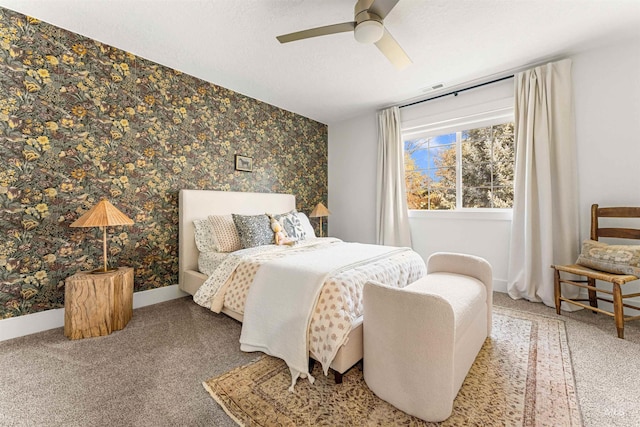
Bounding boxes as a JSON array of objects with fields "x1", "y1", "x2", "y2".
[{"x1": 0, "y1": 292, "x2": 638, "y2": 426}]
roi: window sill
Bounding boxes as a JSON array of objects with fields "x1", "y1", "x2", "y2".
[{"x1": 408, "y1": 209, "x2": 513, "y2": 221}]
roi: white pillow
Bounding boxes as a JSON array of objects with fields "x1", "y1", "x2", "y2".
[
  {"x1": 193, "y1": 218, "x2": 217, "y2": 253},
  {"x1": 296, "y1": 212, "x2": 316, "y2": 238}
]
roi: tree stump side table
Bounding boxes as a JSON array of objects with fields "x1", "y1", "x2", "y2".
[{"x1": 64, "y1": 267, "x2": 134, "y2": 339}]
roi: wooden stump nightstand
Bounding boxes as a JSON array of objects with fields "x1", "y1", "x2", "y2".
[{"x1": 64, "y1": 267, "x2": 134, "y2": 340}]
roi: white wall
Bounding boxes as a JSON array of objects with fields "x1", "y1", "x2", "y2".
[
  {"x1": 408, "y1": 211, "x2": 512, "y2": 292},
  {"x1": 328, "y1": 111, "x2": 378, "y2": 244},
  {"x1": 572, "y1": 36, "x2": 640, "y2": 312},
  {"x1": 573, "y1": 36, "x2": 640, "y2": 229},
  {"x1": 328, "y1": 36, "x2": 640, "y2": 297}
]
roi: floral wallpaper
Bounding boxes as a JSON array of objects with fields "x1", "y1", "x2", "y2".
[{"x1": 0, "y1": 8, "x2": 328, "y2": 318}]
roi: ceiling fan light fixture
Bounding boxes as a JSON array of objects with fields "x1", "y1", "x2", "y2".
[{"x1": 354, "y1": 20, "x2": 384, "y2": 44}]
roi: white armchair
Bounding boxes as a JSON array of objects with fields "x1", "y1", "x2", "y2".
[{"x1": 363, "y1": 252, "x2": 493, "y2": 422}]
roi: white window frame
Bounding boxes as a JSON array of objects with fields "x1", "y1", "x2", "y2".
[{"x1": 402, "y1": 97, "x2": 514, "y2": 218}]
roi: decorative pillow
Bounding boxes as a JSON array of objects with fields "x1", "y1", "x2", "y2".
[
  {"x1": 271, "y1": 210, "x2": 306, "y2": 242},
  {"x1": 193, "y1": 218, "x2": 217, "y2": 253},
  {"x1": 208, "y1": 214, "x2": 242, "y2": 252},
  {"x1": 232, "y1": 214, "x2": 274, "y2": 248},
  {"x1": 576, "y1": 239, "x2": 640, "y2": 276},
  {"x1": 198, "y1": 251, "x2": 229, "y2": 276},
  {"x1": 296, "y1": 212, "x2": 316, "y2": 238}
]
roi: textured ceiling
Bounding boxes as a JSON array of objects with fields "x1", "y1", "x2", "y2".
[{"x1": 1, "y1": 0, "x2": 639, "y2": 124}]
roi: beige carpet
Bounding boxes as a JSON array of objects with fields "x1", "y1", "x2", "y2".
[{"x1": 203, "y1": 306, "x2": 582, "y2": 426}]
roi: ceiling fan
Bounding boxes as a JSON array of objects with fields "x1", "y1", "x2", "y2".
[{"x1": 276, "y1": 0, "x2": 412, "y2": 70}]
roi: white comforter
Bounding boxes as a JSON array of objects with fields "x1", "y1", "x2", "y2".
[
  {"x1": 239, "y1": 241, "x2": 407, "y2": 391},
  {"x1": 193, "y1": 238, "x2": 427, "y2": 388}
]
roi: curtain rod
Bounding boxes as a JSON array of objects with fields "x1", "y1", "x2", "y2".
[{"x1": 399, "y1": 74, "x2": 515, "y2": 109}]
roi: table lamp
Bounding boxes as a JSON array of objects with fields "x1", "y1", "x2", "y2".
[
  {"x1": 310, "y1": 202, "x2": 331, "y2": 237},
  {"x1": 70, "y1": 198, "x2": 134, "y2": 273}
]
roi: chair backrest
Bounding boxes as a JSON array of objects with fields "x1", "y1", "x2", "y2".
[{"x1": 591, "y1": 204, "x2": 640, "y2": 241}]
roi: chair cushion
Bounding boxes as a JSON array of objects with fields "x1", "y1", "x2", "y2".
[
  {"x1": 576, "y1": 239, "x2": 640, "y2": 277},
  {"x1": 406, "y1": 273, "x2": 487, "y2": 338}
]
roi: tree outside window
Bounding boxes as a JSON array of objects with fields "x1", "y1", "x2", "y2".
[{"x1": 404, "y1": 122, "x2": 514, "y2": 210}]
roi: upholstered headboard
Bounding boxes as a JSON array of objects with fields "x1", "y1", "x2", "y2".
[{"x1": 178, "y1": 189, "x2": 296, "y2": 290}]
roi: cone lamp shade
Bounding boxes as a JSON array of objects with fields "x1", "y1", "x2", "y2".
[
  {"x1": 70, "y1": 199, "x2": 134, "y2": 273},
  {"x1": 309, "y1": 202, "x2": 331, "y2": 237}
]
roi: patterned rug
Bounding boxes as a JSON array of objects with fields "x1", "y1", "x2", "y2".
[{"x1": 203, "y1": 307, "x2": 582, "y2": 426}]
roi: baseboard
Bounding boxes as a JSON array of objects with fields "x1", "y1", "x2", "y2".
[
  {"x1": 493, "y1": 279, "x2": 508, "y2": 293},
  {"x1": 0, "y1": 279, "x2": 511, "y2": 342},
  {"x1": 132, "y1": 284, "x2": 188, "y2": 309},
  {"x1": 0, "y1": 284, "x2": 188, "y2": 342}
]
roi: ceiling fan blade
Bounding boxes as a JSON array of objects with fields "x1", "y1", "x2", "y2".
[
  {"x1": 277, "y1": 22, "x2": 356, "y2": 44},
  {"x1": 368, "y1": 0, "x2": 400, "y2": 19},
  {"x1": 374, "y1": 28, "x2": 411, "y2": 70}
]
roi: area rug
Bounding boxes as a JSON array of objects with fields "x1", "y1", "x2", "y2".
[{"x1": 203, "y1": 306, "x2": 582, "y2": 426}]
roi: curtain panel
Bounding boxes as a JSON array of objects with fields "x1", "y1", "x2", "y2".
[
  {"x1": 376, "y1": 106, "x2": 412, "y2": 247},
  {"x1": 507, "y1": 59, "x2": 581, "y2": 309}
]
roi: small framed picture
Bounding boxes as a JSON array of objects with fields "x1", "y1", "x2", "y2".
[{"x1": 235, "y1": 155, "x2": 253, "y2": 172}]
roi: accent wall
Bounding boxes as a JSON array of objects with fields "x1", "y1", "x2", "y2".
[{"x1": 0, "y1": 7, "x2": 328, "y2": 318}]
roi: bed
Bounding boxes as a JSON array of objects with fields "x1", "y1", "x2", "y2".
[{"x1": 178, "y1": 189, "x2": 426, "y2": 386}]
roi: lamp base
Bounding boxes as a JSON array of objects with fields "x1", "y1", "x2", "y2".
[{"x1": 90, "y1": 267, "x2": 119, "y2": 274}]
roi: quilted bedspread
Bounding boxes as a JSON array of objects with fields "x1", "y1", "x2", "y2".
[{"x1": 193, "y1": 238, "x2": 427, "y2": 373}]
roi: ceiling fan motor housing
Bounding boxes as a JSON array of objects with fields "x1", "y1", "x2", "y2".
[
  {"x1": 354, "y1": 0, "x2": 384, "y2": 44},
  {"x1": 275, "y1": 0, "x2": 410, "y2": 70}
]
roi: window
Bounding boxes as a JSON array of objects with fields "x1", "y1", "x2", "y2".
[{"x1": 403, "y1": 100, "x2": 515, "y2": 210}]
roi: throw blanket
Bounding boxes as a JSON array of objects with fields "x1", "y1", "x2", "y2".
[{"x1": 239, "y1": 243, "x2": 407, "y2": 392}]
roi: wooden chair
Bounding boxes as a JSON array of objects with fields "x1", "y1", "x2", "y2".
[{"x1": 552, "y1": 204, "x2": 640, "y2": 339}]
